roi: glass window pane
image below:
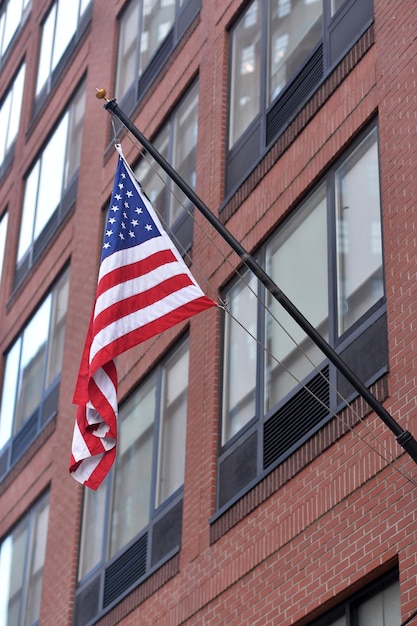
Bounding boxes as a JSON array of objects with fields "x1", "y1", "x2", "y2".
[
  {"x1": 335, "y1": 128, "x2": 383, "y2": 335},
  {"x1": 79, "y1": 0, "x2": 91, "y2": 16},
  {"x1": 6, "y1": 64, "x2": 25, "y2": 155},
  {"x1": 51, "y1": 0, "x2": 78, "y2": 70},
  {"x1": 135, "y1": 127, "x2": 170, "y2": 224},
  {"x1": 17, "y1": 161, "x2": 40, "y2": 263},
  {"x1": 223, "y1": 271, "x2": 258, "y2": 443},
  {"x1": 0, "y1": 212, "x2": 8, "y2": 285},
  {"x1": 0, "y1": 13, "x2": 6, "y2": 57},
  {"x1": 78, "y1": 484, "x2": 107, "y2": 580},
  {"x1": 4, "y1": 521, "x2": 28, "y2": 625},
  {"x1": 64, "y1": 83, "x2": 86, "y2": 185},
  {"x1": 109, "y1": 376, "x2": 157, "y2": 556},
  {"x1": 115, "y1": 0, "x2": 140, "y2": 99},
  {"x1": 0, "y1": 494, "x2": 49, "y2": 626},
  {"x1": 45, "y1": 268, "x2": 69, "y2": 386},
  {"x1": 35, "y1": 5, "x2": 55, "y2": 95},
  {"x1": 229, "y1": 0, "x2": 261, "y2": 147},
  {"x1": 156, "y1": 341, "x2": 189, "y2": 506},
  {"x1": 265, "y1": 184, "x2": 328, "y2": 409},
  {"x1": 169, "y1": 83, "x2": 198, "y2": 225},
  {"x1": 0, "y1": 91, "x2": 12, "y2": 164},
  {"x1": 14, "y1": 298, "x2": 51, "y2": 433},
  {"x1": 0, "y1": 535, "x2": 13, "y2": 624},
  {"x1": 34, "y1": 114, "x2": 68, "y2": 239},
  {"x1": 268, "y1": 0, "x2": 322, "y2": 104},
  {"x1": 139, "y1": 0, "x2": 175, "y2": 75},
  {"x1": 2, "y1": 0, "x2": 22, "y2": 54},
  {"x1": 0, "y1": 339, "x2": 20, "y2": 450},
  {"x1": 357, "y1": 580, "x2": 401, "y2": 625},
  {"x1": 23, "y1": 495, "x2": 50, "y2": 626}
]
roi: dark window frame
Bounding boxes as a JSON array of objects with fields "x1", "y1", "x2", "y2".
[
  {"x1": 218, "y1": 120, "x2": 387, "y2": 511},
  {"x1": 225, "y1": 0, "x2": 374, "y2": 197}
]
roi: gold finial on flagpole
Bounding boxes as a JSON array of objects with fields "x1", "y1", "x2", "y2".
[{"x1": 95, "y1": 88, "x2": 109, "y2": 101}]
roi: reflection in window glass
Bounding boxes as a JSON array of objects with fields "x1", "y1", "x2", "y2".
[
  {"x1": 0, "y1": 0, "x2": 31, "y2": 60},
  {"x1": 34, "y1": 116, "x2": 68, "y2": 239},
  {"x1": 268, "y1": 0, "x2": 322, "y2": 103},
  {"x1": 222, "y1": 271, "x2": 258, "y2": 443},
  {"x1": 135, "y1": 82, "x2": 198, "y2": 232},
  {"x1": 0, "y1": 63, "x2": 25, "y2": 169},
  {"x1": 357, "y1": 580, "x2": 400, "y2": 625},
  {"x1": 0, "y1": 212, "x2": 8, "y2": 285},
  {"x1": 265, "y1": 184, "x2": 328, "y2": 409},
  {"x1": 110, "y1": 375, "x2": 156, "y2": 556},
  {"x1": 222, "y1": 125, "x2": 384, "y2": 444},
  {"x1": 115, "y1": 0, "x2": 140, "y2": 100},
  {"x1": 35, "y1": 0, "x2": 90, "y2": 96},
  {"x1": 78, "y1": 338, "x2": 189, "y2": 577},
  {"x1": 17, "y1": 82, "x2": 86, "y2": 267},
  {"x1": 140, "y1": 0, "x2": 175, "y2": 74},
  {"x1": 77, "y1": 484, "x2": 107, "y2": 580},
  {"x1": 0, "y1": 268, "x2": 69, "y2": 449},
  {"x1": 0, "y1": 492, "x2": 49, "y2": 626},
  {"x1": 115, "y1": 0, "x2": 180, "y2": 102},
  {"x1": 335, "y1": 127, "x2": 383, "y2": 335},
  {"x1": 13, "y1": 299, "x2": 50, "y2": 433},
  {"x1": 229, "y1": 0, "x2": 261, "y2": 147},
  {"x1": 311, "y1": 576, "x2": 400, "y2": 626},
  {"x1": 156, "y1": 341, "x2": 189, "y2": 506}
]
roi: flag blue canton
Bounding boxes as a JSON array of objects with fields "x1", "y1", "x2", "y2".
[{"x1": 101, "y1": 157, "x2": 161, "y2": 261}]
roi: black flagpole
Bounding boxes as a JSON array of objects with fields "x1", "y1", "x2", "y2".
[{"x1": 98, "y1": 89, "x2": 417, "y2": 467}]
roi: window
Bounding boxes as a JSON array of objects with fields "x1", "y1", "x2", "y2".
[
  {"x1": 310, "y1": 570, "x2": 400, "y2": 625},
  {"x1": 34, "y1": 0, "x2": 91, "y2": 107},
  {"x1": 0, "y1": 0, "x2": 31, "y2": 63},
  {"x1": 75, "y1": 339, "x2": 189, "y2": 622},
  {"x1": 115, "y1": 0, "x2": 201, "y2": 111},
  {"x1": 0, "y1": 212, "x2": 8, "y2": 290},
  {"x1": 226, "y1": 0, "x2": 373, "y2": 194},
  {"x1": 0, "y1": 63, "x2": 25, "y2": 176},
  {"x1": 15, "y1": 82, "x2": 85, "y2": 286},
  {"x1": 219, "y1": 124, "x2": 386, "y2": 508},
  {"x1": 134, "y1": 81, "x2": 198, "y2": 252},
  {"x1": 0, "y1": 268, "x2": 69, "y2": 478},
  {"x1": 0, "y1": 491, "x2": 49, "y2": 626}
]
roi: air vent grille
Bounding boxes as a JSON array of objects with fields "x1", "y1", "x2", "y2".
[{"x1": 263, "y1": 366, "x2": 329, "y2": 469}]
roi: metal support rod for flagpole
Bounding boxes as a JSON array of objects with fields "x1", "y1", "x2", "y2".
[{"x1": 99, "y1": 90, "x2": 417, "y2": 467}]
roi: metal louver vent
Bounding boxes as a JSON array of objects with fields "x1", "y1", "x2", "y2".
[
  {"x1": 263, "y1": 366, "x2": 330, "y2": 469},
  {"x1": 103, "y1": 533, "x2": 147, "y2": 608},
  {"x1": 266, "y1": 43, "x2": 324, "y2": 145}
]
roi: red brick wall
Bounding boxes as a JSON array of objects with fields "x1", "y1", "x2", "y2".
[{"x1": 1, "y1": 0, "x2": 417, "y2": 624}]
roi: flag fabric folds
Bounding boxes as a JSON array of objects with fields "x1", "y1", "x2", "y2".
[{"x1": 70, "y1": 145, "x2": 215, "y2": 489}]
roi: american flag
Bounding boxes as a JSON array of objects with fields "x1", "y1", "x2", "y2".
[{"x1": 70, "y1": 148, "x2": 215, "y2": 489}]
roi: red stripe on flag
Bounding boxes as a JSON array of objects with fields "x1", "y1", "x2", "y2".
[{"x1": 70, "y1": 149, "x2": 216, "y2": 490}]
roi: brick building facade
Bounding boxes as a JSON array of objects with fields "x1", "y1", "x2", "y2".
[{"x1": 0, "y1": 0, "x2": 416, "y2": 624}]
